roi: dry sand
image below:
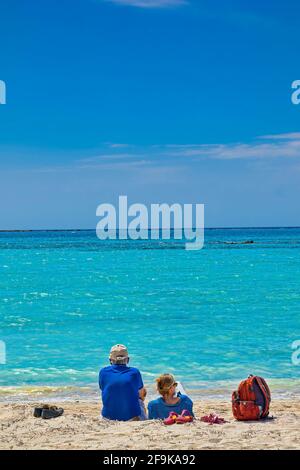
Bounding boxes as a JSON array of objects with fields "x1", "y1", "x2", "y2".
[{"x1": 0, "y1": 400, "x2": 299, "y2": 450}]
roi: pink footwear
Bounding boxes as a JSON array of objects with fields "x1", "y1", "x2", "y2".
[
  {"x1": 200, "y1": 413, "x2": 227, "y2": 425},
  {"x1": 163, "y1": 411, "x2": 178, "y2": 425},
  {"x1": 176, "y1": 409, "x2": 193, "y2": 424}
]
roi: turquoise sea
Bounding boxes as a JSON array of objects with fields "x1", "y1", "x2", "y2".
[{"x1": 0, "y1": 228, "x2": 300, "y2": 400}]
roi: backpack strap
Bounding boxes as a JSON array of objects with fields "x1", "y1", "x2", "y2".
[{"x1": 255, "y1": 376, "x2": 271, "y2": 418}]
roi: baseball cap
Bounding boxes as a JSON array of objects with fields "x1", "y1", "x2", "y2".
[{"x1": 109, "y1": 344, "x2": 129, "y2": 361}]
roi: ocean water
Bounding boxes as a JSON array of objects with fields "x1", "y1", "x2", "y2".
[{"x1": 0, "y1": 228, "x2": 300, "y2": 400}]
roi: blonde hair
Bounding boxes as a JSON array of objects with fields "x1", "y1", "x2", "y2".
[{"x1": 156, "y1": 374, "x2": 177, "y2": 397}]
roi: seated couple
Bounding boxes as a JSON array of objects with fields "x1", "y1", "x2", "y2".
[{"x1": 99, "y1": 344, "x2": 194, "y2": 421}]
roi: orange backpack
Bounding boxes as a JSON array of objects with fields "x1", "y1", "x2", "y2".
[{"x1": 232, "y1": 375, "x2": 271, "y2": 421}]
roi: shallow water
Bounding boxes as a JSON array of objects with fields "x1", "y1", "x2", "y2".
[{"x1": 0, "y1": 228, "x2": 300, "y2": 398}]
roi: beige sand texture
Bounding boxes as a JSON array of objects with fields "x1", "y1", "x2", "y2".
[{"x1": 0, "y1": 400, "x2": 300, "y2": 450}]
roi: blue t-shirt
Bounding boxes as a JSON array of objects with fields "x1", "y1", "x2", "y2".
[
  {"x1": 148, "y1": 394, "x2": 194, "y2": 420},
  {"x1": 99, "y1": 365, "x2": 144, "y2": 421}
]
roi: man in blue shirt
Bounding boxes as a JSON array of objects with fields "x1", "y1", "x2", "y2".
[{"x1": 99, "y1": 344, "x2": 146, "y2": 421}]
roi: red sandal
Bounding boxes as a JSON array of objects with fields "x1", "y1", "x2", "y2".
[
  {"x1": 200, "y1": 413, "x2": 227, "y2": 425},
  {"x1": 176, "y1": 410, "x2": 193, "y2": 424},
  {"x1": 163, "y1": 411, "x2": 178, "y2": 425}
]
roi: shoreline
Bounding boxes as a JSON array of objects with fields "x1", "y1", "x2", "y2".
[
  {"x1": 1, "y1": 378, "x2": 300, "y2": 403},
  {"x1": 1, "y1": 399, "x2": 299, "y2": 450}
]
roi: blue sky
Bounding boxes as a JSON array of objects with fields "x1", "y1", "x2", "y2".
[{"x1": 0, "y1": 0, "x2": 300, "y2": 229}]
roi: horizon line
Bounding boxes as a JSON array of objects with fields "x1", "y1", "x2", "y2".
[{"x1": 1, "y1": 226, "x2": 300, "y2": 233}]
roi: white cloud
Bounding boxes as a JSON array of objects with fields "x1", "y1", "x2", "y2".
[
  {"x1": 160, "y1": 133, "x2": 300, "y2": 160},
  {"x1": 78, "y1": 153, "x2": 138, "y2": 163},
  {"x1": 105, "y1": 0, "x2": 188, "y2": 8},
  {"x1": 108, "y1": 143, "x2": 130, "y2": 148},
  {"x1": 260, "y1": 133, "x2": 300, "y2": 140},
  {"x1": 74, "y1": 133, "x2": 300, "y2": 168},
  {"x1": 3, "y1": 133, "x2": 300, "y2": 176},
  {"x1": 66, "y1": 132, "x2": 300, "y2": 167}
]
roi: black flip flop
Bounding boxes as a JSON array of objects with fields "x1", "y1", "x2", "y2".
[
  {"x1": 33, "y1": 404, "x2": 50, "y2": 418},
  {"x1": 41, "y1": 406, "x2": 64, "y2": 419}
]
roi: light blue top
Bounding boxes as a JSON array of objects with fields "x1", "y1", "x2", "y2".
[{"x1": 148, "y1": 394, "x2": 194, "y2": 420}]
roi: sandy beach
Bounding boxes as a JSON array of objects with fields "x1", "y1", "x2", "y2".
[{"x1": 0, "y1": 399, "x2": 299, "y2": 450}]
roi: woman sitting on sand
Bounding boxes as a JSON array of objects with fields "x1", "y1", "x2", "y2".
[{"x1": 148, "y1": 374, "x2": 194, "y2": 420}]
